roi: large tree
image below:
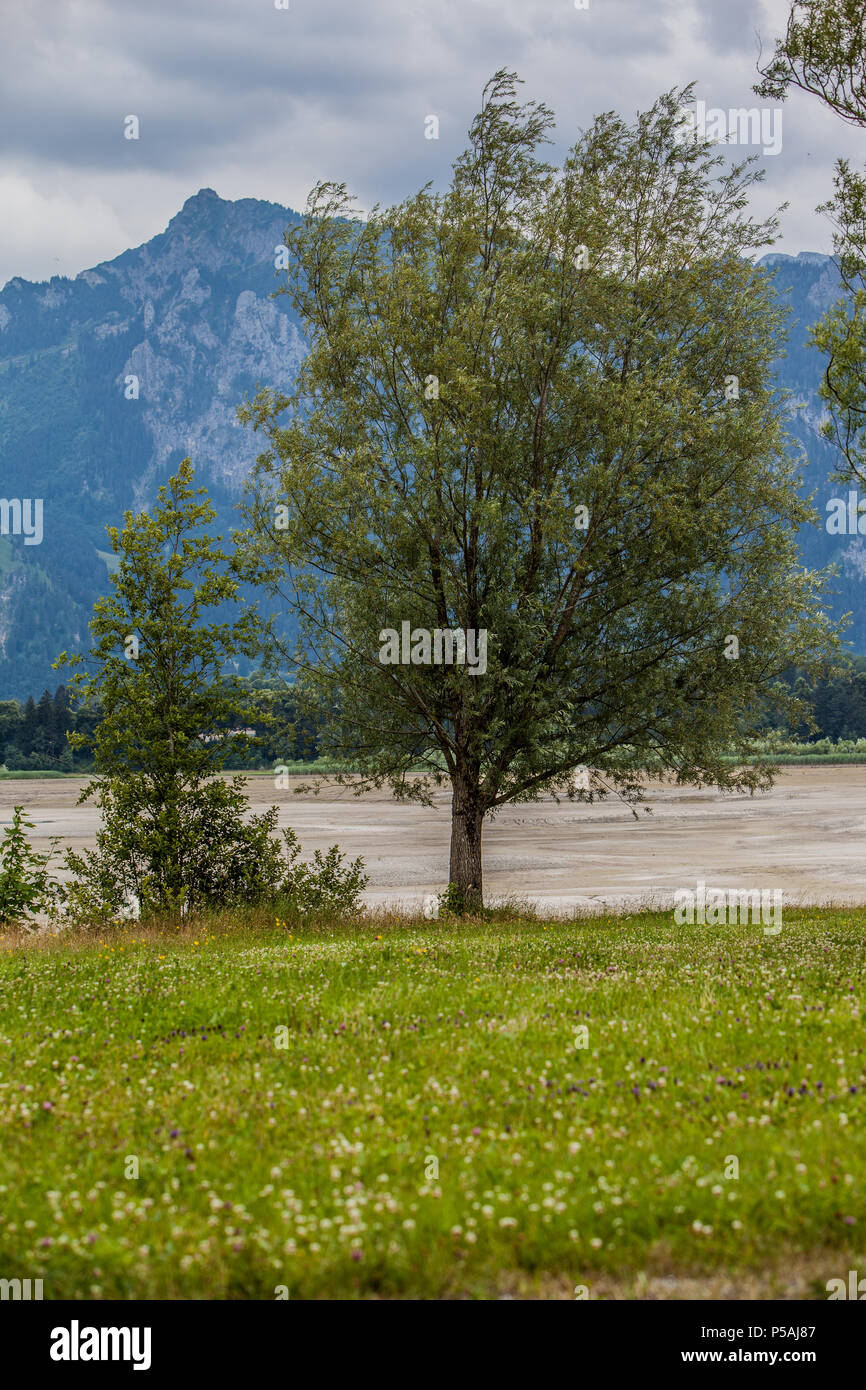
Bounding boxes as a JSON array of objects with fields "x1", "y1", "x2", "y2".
[
  {"x1": 756, "y1": 0, "x2": 866, "y2": 482},
  {"x1": 240, "y1": 71, "x2": 838, "y2": 910}
]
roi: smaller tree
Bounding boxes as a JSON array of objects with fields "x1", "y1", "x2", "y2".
[
  {"x1": 56, "y1": 460, "x2": 274, "y2": 918},
  {"x1": 0, "y1": 806, "x2": 62, "y2": 930}
]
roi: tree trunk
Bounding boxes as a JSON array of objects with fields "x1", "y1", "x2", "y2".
[{"x1": 449, "y1": 780, "x2": 484, "y2": 911}]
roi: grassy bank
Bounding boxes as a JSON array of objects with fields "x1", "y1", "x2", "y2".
[
  {"x1": 6, "y1": 741, "x2": 866, "y2": 783},
  {"x1": 0, "y1": 769, "x2": 76, "y2": 779},
  {"x1": 0, "y1": 907, "x2": 863, "y2": 1299}
]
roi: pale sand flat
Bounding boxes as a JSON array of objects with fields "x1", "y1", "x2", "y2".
[{"x1": 4, "y1": 766, "x2": 866, "y2": 914}]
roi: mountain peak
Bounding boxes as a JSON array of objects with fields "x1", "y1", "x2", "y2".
[
  {"x1": 167, "y1": 188, "x2": 225, "y2": 231},
  {"x1": 184, "y1": 187, "x2": 221, "y2": 207},
  {"x1": 760, "y1": 250, "x2": 834, "y2": 268}
]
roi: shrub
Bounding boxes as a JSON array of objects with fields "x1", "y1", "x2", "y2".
[
  {"x1": 0, "y1": 805, "x2": 62, "y2": 929},
  {"x1": 63, "y1": 779, "x2": 368, "y2": 923},
  {"x1": 279, "y1": 828, "x2": 368, "y2": 916},
  {"x1": 438, "y1": 882, "x2": 471, "y2": 916},
  {"x1": 63, "y1": 777, "x2": 285, "y2": 921}
]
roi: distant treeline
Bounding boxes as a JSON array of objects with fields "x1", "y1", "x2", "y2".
[
  {"x1": 0, "y1": 680, "x2": 323, "y2": 773},
  {"x1": 0, "y1": 687, "x2": 87, "y2": 771},
  {"x1": 4, "y1": 658, "x2": 866, "y2": 772},
  {"x1": 767, "y1": 657, "x2": 866, "y2": 743}
]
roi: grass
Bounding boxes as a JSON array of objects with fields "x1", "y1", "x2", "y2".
[
  {"x1": 0, "y1": 769, "x2": 76, "y2": 779},
  {"x1": 736, "y1": 754, "x2": 866, "y2": 765},
  {"x1": 6, "y1": 740, "x2": 866, "y2": 780},
  {"x1": 0, "y1": 905, "x2": 863, "y2": 1299}
]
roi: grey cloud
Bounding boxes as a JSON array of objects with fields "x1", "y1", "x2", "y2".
[
  {"x1": 697, "y1": 0, "x2": 769, "y2": 57},
  {"x1": 0, "y1": 0, "x2": 862, "y2": 285},
  {"x1": 0, "y1": 0, "x2": 685, "y2": 172}
]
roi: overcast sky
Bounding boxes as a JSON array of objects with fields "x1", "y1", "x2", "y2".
[{"x1": 1, "y1": 0, "x2": 862, "y2": 287}]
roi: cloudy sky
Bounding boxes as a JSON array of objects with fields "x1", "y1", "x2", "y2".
[{"x1": 1, "y1": 0, "x2": 862, "y2": 287}]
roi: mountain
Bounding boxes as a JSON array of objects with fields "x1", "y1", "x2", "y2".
[
  {"x1": 759, "y1": 251, "x2": 866, "y2": 642},
  {"x1": 0, "y1": 190, "x2": 860, "y2": 697},
  {"x1": 0, "y1": 188, "x2": 305, "y2": 697}
]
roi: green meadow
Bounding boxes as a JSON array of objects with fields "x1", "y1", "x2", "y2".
[{"x1": 0, "y1": 908, "x2": 863, "y2": 1299}]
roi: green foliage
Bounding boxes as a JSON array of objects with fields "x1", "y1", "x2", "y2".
[
  {"x1": 0, "y1": 686, "x2": 83, "y2": 771},
  {"x1": 811, "y1": 169, "x2": 866, "y2": 482},
  {"x1": 56, "y1": 459, "x2": 262, "y2": 780},
  {"x1": 240, "y1": 69, "x2": 840, "y2": 907},
  {"x1": 0, "y1": 805, "x2": 61, "y2": 928},
  {"x1": 736, "y1": 735, "x2": 866, "y2": 762},
  {"x1": 0, "y1": 677, "x2": 329, "y2": 773},
  {"x1": 757, "y1": 2, "x2": 866, "y2": 484},
  {"x1": 438, "y1": 883, "x2": 471, "y2": 917},
  {"x1": 278, "y1": 827, "x2": 368, "y2": 915},
  {"x1": 10, "y1": 660, "x2": 866, "y2": 772},
  {"x1": 755, "y1": 0, "x2": 866, "y2": 122},
  {"x1": 63, "y1": 778, "x2": 367, "y2": 923},
  {"x1": 62, "y1": 779, "x2": 286, "y2": 921},
  {"x1": 56, "y1": 461, "x2": 272, "y2": 917}
]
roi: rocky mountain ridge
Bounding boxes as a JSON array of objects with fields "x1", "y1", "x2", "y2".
[{"x1": 0, "y1": 189, "x2": 858, "y2": 696}]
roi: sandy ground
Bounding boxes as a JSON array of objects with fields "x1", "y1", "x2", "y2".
[{"x1": 4, "y1": 766, "x2": 865, "y2": 913}]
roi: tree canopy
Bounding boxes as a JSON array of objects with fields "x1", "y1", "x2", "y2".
[
  {"x1": 56, "y1": 460, "x2": 269, "y2": 916},
  {"x1": 240, "y1": 70, "x2": 840, "y2": 908}
]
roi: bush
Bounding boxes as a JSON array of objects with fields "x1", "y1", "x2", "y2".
[
  {"x1": 438, "y1": 882, "x2": 471, "y2": 916},
  {"x1": 279, "y1": 828, "x2": 368, "y2": 916},
  {"x1": 63, "y1": 777, "x2": 368, "y2": 923},
  {"x1": 0, "y1": 805, "x2": 62, "y2": 929},
  {"x1": 64, "y1": 777, "x2": 282, "y2": 921}
]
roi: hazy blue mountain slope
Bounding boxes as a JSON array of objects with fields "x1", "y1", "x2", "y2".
[
  {"x1": 764, "y1": 252, "x2": 866, "y2": 651},
  {"x1": 0, "y1": 190, "x2": 859, "y2": 696},
  {"x1": 0, "y1": 189, "x2": 305, "y2": 695}
]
